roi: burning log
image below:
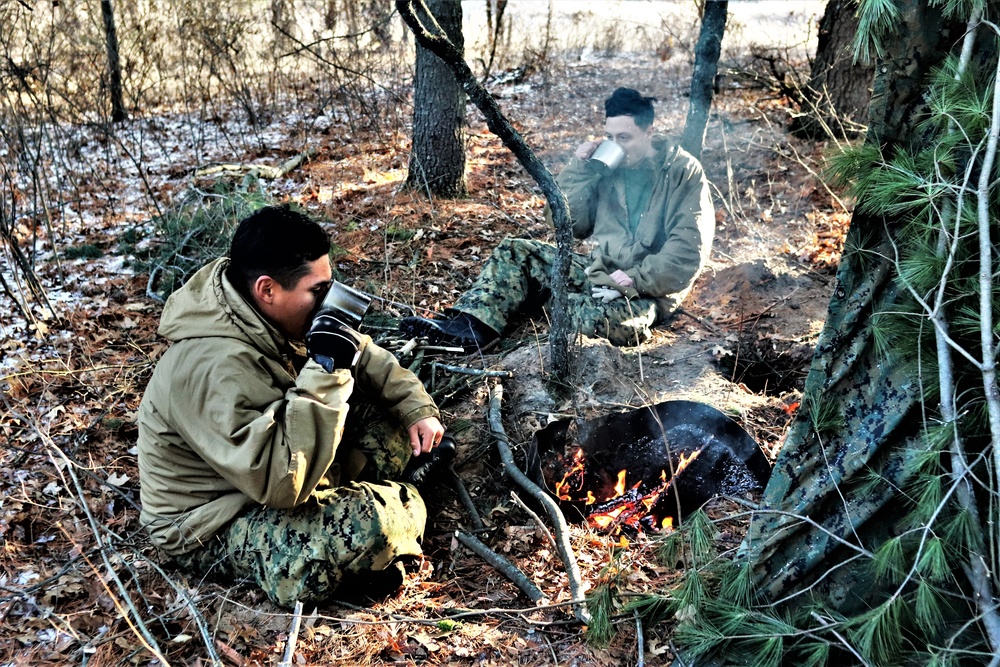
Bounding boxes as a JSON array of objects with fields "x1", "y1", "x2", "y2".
[{"x1": 588, "y1": 486, "x2": 643, "y2": 516}]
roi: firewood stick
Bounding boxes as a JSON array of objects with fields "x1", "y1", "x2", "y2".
[
  {"x1": 455, "y1": 531, "x2": 547, "y2": 604},
  {"x1": 448, "y1": 467, "x2": 485, "y2": 531},
  {"x1": 278, "y1": 600, "x2": 304, "y2": 667},
  {"x1": 487, "y1": 383, "x2": 591, "y2": 624},
  {"x1": 509, "y1": 491, "x2": 558, "y2": 552}
]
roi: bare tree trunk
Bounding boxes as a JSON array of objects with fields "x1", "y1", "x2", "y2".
[
  {"x1": 100, "y1": 0, "x2": 126, "y2": 123},
  {"x1": 792, "y1": 0, "x2": 874, "y2": 139},
  {"x1": 681, "y1": 0, "x2": 727, "y2": 160},
  {"x1": 405, "y1": 0, "x2": 467, "y2": 198},
  {"x1": 483, "y1": 0, "x2": 508, "y2": 80},
  {"x1": 395, "y1": 0, "x2": 573, "y2": 379}
]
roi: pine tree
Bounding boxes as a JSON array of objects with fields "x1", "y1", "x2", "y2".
[
  {"x1": 592, "y1": 2, "x2": 1000, "y2": 665},
  {"x1": 662, "y1": 2, "x2": 1000, "y2": 663}
]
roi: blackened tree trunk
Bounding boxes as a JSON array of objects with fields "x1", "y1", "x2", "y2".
[
  {"x1": 681, "y1": 0, "x2": 727, "y2": 160},
  {"x1": 793, "y1": 0, "x2": 874, "y2": 139},
  {"x1": 405, "y1": 0, "x2": 467, "y2": 198},
  {"x1": 100, "y1": 0, "x2": 126, "y2": 123}
]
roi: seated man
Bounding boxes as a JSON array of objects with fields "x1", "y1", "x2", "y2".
[
  {"x1": 138, "y1": 205, "x2": 446, "y2": 608},
  {"x1": 402, "y1": 87, "x2": 715, "y2": 349}
]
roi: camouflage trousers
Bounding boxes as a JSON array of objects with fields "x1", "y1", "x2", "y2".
[
  {"x1": 173, "y1": 402, "x2": 425, "y2": 608},
  {"x1": 452, "y1": 238, "x2": 661, "y2": 346}
]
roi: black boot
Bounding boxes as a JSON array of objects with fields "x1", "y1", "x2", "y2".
[
  {"x1": 401, "y1": 434, "x2": 457, "y2": 490},
  {"x1": 400, "y1": 312, "x2": 499, "y2": 351},
  {"x1": 335, "y1": 560, "x2": 406, "y2": 602}
]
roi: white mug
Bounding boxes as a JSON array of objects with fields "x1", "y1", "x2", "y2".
[{"x1": 589, "y1": 140, "x2": 626, "y2": 170}]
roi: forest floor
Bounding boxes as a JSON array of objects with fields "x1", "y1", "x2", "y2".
[{"x1": 1, "y1": 29, "x2": 851, "y2": 667}]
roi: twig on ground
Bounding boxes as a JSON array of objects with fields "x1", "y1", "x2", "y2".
[
  {"x1": 455, "y1": 531, "x2": 548, "y2": 604},
  {"x1": 309, "y1": 597, "x2": 583, "y2": 625},
  {"x1": 138, "y1": 553, "x2": 226, "y2": 662},
  {"x1": 419, "y1": 344, "x2": 468, "y2": 354},
  {"x1": 279, "y1": 601, "x2": 304, "y2": 667},
  {"x1": 40, "y1": 440, "x2": 182, "y2": 665},
  {"x1": 670, "y1": 640, "x2": 688, "y2": 667},
  {"x1": 634, "y1": 609, "x2": 645, "y2": 667},
  {"x1": 449, "y1": 468, "x2": 485, "y2": 531},
  {"x1": 488, "y1": 383, "x2": 591, "y2": 624},
  {"x1": 432, "y1": 361, "x2": 513, "y2": 378},
  {"x1": 510, "y1": 491, "x2": 557, "y2": 552},
  {"x1": 675, "y1": 306, "x2": 720, "y2": 335}
]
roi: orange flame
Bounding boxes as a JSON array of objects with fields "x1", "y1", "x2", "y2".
[
  {"x1": 580, "y1": 448, "x2": 703, "y2": 535},
  {"x1": 614, "y1": 470, "x2": 627, "y2": 496},
  {"x1": 554, "y1": 449, "x2": 587, "y2": 501}
]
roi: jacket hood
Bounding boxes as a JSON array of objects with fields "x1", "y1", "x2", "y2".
[
  {"x1": 649, "y1": 135, "x2": 682, "y2": 170},
  {"x1": 157, "y1": 257, "x2": 286, "y2": 357}
]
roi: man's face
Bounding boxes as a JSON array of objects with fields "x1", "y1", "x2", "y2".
[
  {"x1": 255, "y1": 256, "x2": 332, "y2": 340},
  {"x1": 604, "y1": 115, "x2": 654, "y2": 167}
]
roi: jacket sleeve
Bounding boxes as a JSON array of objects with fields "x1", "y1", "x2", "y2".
[
  {"x1": 625, "y1": 158, "x2": 714, "y2": 298},
  {"x1": 167, "y1": 340, "x2": 354, "y2": 509},
  {"x1": 546, "y1": 158, "x2": 606, "y2": 238},
  {"x1": 355, "y1": 341, "x2": 440, "y2": 428}
]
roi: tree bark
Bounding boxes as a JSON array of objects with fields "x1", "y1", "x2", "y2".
[
  {"x1": 404, "y1": 0, "x2": 467, "y2": 198},
  {"x1": 681, "y1": 0, "x2": 727, "y2": 160},
  {"x1": 395, "y1": 0, "x2": 573, "y2": 379},
  {"x1": 793, "y1": 0, "x2": 874, "y2": 139},
  {"x1": 100, "y1": 0, "x2": 126, "y2": 123}
]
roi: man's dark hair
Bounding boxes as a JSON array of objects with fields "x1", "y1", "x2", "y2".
[
  {"x1": 227, "y1": 205, "x2": 330, "y2": 297},
  {"x1": 604, "y1": 87, "x2": 657, "y2": 128}
]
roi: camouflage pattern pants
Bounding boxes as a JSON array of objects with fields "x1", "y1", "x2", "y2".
[
  {"x1": 452, "y1": 238, "x2": 660, "y2": 346},
  {"x1": 173, "y1": 401, "x2": 425, "y2": 608}
]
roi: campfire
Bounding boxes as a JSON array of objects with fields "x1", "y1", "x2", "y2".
[
  {"x1": 528, "y1": 400, "x2": 772, "y2": 538},
  {"x1": 552, "y1": 447, "x2": 703, "y2": 535}
]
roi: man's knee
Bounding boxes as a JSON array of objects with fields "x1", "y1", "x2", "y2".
[{"x1": 494, "y1": 237, "x2": 549, "y2": 261}]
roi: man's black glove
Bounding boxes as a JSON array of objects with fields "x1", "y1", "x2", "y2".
[{"x1": 306, "y1": 313, "x2": 365, "y2": 372}]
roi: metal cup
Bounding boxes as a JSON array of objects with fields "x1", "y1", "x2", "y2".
[
  {"x1": 589, "y1": 140, "x2": 626, "y2": 170},
  {"x1": 316, "y1": 281, "x2": 373, "y2": 328}
]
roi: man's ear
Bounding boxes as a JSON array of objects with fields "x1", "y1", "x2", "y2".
[{"x1": 252, "y1": 275, "x2": 277, "y2": 304}]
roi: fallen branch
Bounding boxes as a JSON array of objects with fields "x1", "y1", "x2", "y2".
[
  {"x1": 449, "y1": 468, "x2": 485, "y2": 531},
  {"x1": 455, "y1": 531, "x2": 547, "y2": 604},
  {"x1": 634, "y1": 609, "x2": 646, "y2": 667},
  {"x1": 487, "y1": 383, "x2": 591, "y2": 624},
  {"x1": 194, "y1": 147, "x2": 316, "y2": 180},
  {"x1": 510, "y1": 491, "x2": 557, "y2": 553},
  {"x1": 278, "y1": 601, "x2": 304, "y2": 667},
  {"x1": 432, "y1": 361, "x2": 513, "y2": 378}
]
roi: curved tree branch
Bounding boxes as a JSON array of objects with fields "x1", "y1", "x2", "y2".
[{"x1": 395, "y1": 0, "x2": 573, "y2": 377}]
